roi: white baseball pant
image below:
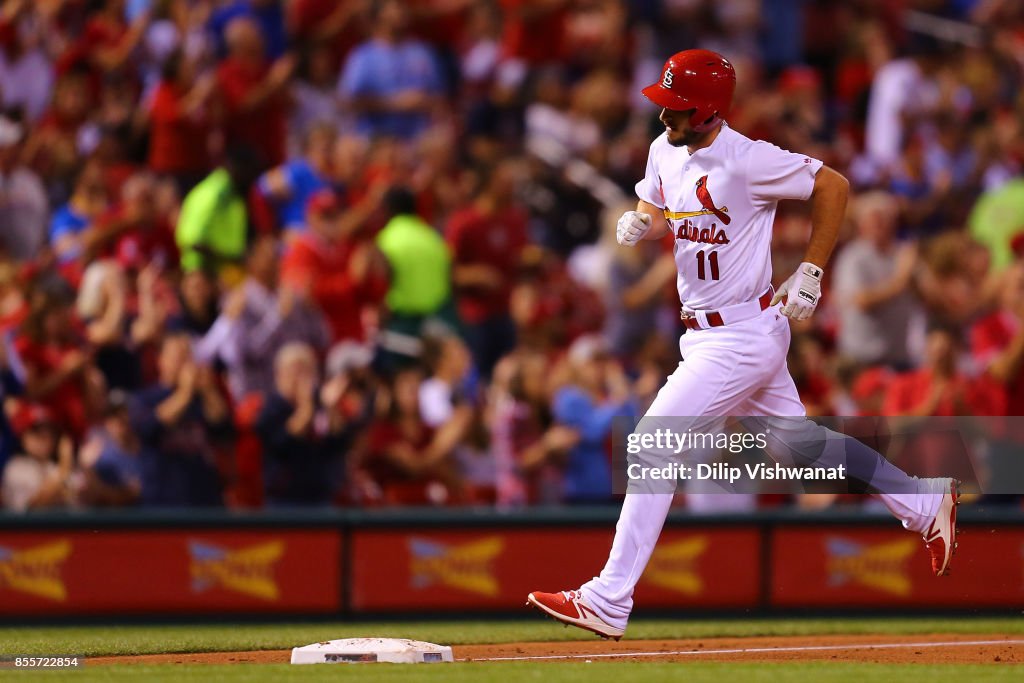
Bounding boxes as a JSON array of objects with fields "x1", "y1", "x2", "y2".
[{"x1": 579, "y1": 306, "x2": 947, "y2": 630}]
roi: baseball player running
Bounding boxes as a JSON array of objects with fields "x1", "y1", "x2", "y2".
[{"x1": 527, "y1": 50, "x2": 959, "y2": 640}]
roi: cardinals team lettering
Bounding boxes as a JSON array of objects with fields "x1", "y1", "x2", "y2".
[
  {"x1": 662, "y1": 68, "x2": 674, "y2": 88},
  {"x1": 674, "y1": 219, "x2": 730, "y2": 245}
]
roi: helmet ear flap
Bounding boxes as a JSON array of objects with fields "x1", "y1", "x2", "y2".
[{"x1": 689, "y1": 107, "x2": 722, "y2": 133}]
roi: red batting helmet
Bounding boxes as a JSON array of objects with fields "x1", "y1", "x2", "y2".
[{"x1": 642, "y1": 49, "x2": 736, "y2": 133}]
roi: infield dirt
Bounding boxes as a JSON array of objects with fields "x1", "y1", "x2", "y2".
[{"x1": 90, "y1": 634, "x2": 1021, "y2": 666}]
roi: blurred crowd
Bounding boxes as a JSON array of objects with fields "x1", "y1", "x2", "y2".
[{"x1": 1, "y1": 0, "x2": 1024, "y2": 512}]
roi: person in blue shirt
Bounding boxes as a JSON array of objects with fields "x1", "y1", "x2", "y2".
[
  {"x1": 888, "y1": 133, "x2": 946, "y2": 237},
  {"x1": 81, "y1": 390, "x2": 145, "y2": 507},
  {"x1": 256, "y1": 123, "x2": 335, "y2": 236},
  {"x1": 208, "y1": 0, "x2": 287, "y2": 61},
  {"x1": 49, "y1": 164, "x2": 109, "y2": 264},
  {"x1": 551, "y1": 335, "x2": 637, "y2": 504},
  {"x1": 337, "y1": 0, "x2": 444, "y2": 140}
]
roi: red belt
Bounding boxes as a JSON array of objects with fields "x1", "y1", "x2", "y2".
[{"x1": 681, "y1": 288, "x2": 774, "y2": 330}]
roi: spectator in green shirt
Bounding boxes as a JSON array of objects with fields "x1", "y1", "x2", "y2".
[
  {"x1": 175, "y1": 147, "x2": 260, "y2": 282},
  {"x1": 375, "y1": 187, "x2": 454, "y2": 366},
  {"x1": 969, "y1": 178, "x2": 1024, "y2": 271}
]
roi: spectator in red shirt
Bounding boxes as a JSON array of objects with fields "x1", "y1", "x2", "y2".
[
  {"x1": 510, "y1": 247, "x2": 604, "y2": 351},
  {"x1": 445, "y1": 159, "x2": 527, "y2": 376},
  {"x1": 884, "y1": 325, "x2": 1004, "y2": 418},
  {"x1": 15, "y1": 289, "x2": 101, "y2": 440},
  {"x1": 970, "y1": 261, "x2": 1024, "y2": 500},
  {"x1": 848, "y1": 366, "x2": 894, "y2": 417},
  {"x1": 83, "y1": 172, "x2": 177, "y2": 271},
  {"x1": 499, "y1": 0, "x2": 569, "y2": 70},
  {"x1": 286, "y1": 0, "x2": 366, "y2": 67},
  {"x1": 357, "y1": 365, "x2": 469, "y2": 506},
  {"x1": 972, "y1": 261, "x2": 1024, "y2": 415},
  {"x1": 216, "y1": 16, "x2": 295, "y2": 169},
  {"x1": 280, "y1": 189, "x2": 389, "y2": 344},
  {"x1": 412, "y1": 0, "x2": 473, "y2": 50},
  {"x1": 22, "y1": 69, "x2": 90, "y2": 188},
  {"x1": 56, "y1": 0, "x2": 150, "y2": 95},
  {"x1": 145, "y1": 49, "x2": 216, "y2": 193},
  {"x1": 883, "y1": 325, "x2": 1004, "y2": 482}
]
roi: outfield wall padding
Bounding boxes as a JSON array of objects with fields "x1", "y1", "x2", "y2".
[{"x1": 0, "y1": 508, "x2": 1019, "y2": 617}]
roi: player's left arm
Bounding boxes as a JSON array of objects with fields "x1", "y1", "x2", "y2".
[
  {"x1": 771, "y1": 165, "x2": 849, "y2": 320},
  {"x1": 804, "y1": 166, "x2": 850, "y2": 269}
]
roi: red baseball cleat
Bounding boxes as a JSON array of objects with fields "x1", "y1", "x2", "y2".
[
  {"x1": 922, "y1": 479, "x2": 959, "y2": 577},
  {"x1": 526, "y1": 590, "x2": 624, "y2": 640}
]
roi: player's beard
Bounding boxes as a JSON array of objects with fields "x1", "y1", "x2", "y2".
[{"x1": 666, "y1": 127, "x2": 708, "y2": 148}]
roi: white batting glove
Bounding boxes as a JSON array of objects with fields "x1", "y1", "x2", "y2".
[
  {"x1": 616, "y1": 211, "x2": 653, "y2": 247},
  {"x1": 771, "y1": 262, "x2": 824, "y2": 321}
]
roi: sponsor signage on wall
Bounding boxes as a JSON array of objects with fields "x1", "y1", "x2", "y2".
[
  {"x1": 349, "y1": 528, "x2": 760, "y2": 611},
  {"x1": 0, "y1": 530, "x2": 340, "y2": 615},
  {"x1": 771, "y1": 526, "x2": 1024, "y2": 607}
]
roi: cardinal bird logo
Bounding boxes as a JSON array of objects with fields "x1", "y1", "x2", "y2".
[
  {"x1": 694, "y1": 176, "x2": 730, "y2": 224},
  {"x1": 662, "y1": 175, "x2": 731, "y2": 224}
]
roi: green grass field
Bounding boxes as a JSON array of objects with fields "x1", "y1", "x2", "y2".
[
  {"x1": 1, "y1": 618, "x2": 1021, "y2": 682},
  {"x1": 4, "y1": 662, "x2": 1021, "y2": 683}
]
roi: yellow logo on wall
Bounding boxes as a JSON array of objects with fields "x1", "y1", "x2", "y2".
[
  {"x1": 0, "y1": 540, "x2": 71, "y2": 601},
  {"x1": 645, "y1": 537, "x2": 707, "y2": 594},
  {"x1": 409, "y1": 537, "x2": 503, "y2": 596},
  {"x1": 189, "y1": 540, "x2": 283, "y2": 601},
  {"x1": 826, "y1": 537, "x2": 915, "y2": 596}
]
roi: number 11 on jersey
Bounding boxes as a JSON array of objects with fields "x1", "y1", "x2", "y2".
[{"x1": 696, "y1": 250, "x2": 720, "y2": 280}]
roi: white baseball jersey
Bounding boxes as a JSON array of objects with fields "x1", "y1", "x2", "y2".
[{"x1": 635, "y1": 123, "x2": 823, "y2": 311}]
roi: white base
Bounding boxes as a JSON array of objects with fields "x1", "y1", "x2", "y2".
[{"x1": 290, "y1": 638, "x2": 454, "y2": 664}]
